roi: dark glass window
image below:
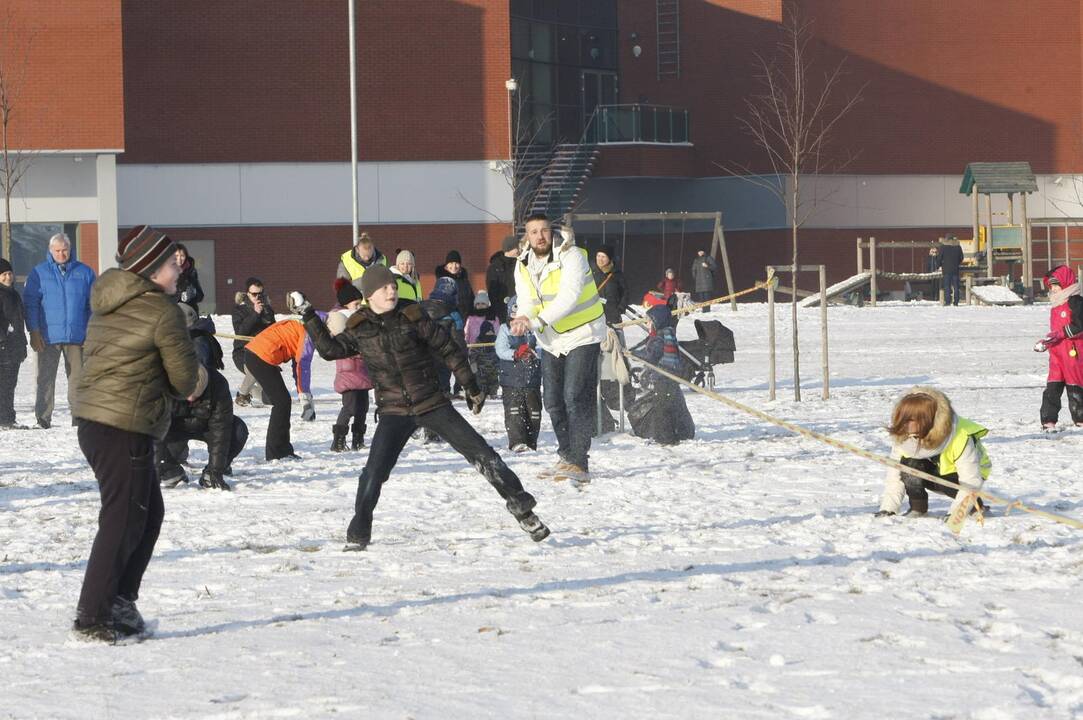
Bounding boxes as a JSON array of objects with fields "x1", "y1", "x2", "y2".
[
  {"x1": 511, "y1": 18, "x2": 531, "y2": 60},
  {"x1": 9, "y1": 223, "x2": 79, "y2": 288}
]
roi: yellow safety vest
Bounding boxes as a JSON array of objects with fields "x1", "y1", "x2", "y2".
[
  {"x1": 395, "y1": 275, "x2": 420, "y2": 302},
  {"x1": 517, "y1": 247, "x2": 603, "y2": 333},
  {"x1": 903, "y1": 417, "x2": 991, "y2": 480},
  {"x1": 339, "y1": 249, "x2": 388, "y2": 281}
]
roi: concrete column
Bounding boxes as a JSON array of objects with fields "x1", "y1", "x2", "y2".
[{"x1": 96, "y1": 154, "x2": 119, "y2": 271}]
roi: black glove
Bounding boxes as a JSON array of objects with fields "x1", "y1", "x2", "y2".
[
  {"x1": 200, "y1": 469, "x2": 231, "y2": 491},
  {"x1": 874, "y1": 510, "x2": 896, "y2": 518},
  {"x1": 465, "y1": 386, "x2": 486, "y2": 415}
]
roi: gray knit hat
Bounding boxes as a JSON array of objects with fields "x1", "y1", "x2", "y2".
[{"x1": 360, "y1": 264, "x2": 397, "y2": 299}]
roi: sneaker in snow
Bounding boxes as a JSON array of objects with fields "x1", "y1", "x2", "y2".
[
  {"x1": 1042, "y1": 423, "x2": 1059, "y2": 433},
  {"x1": 903, "y1": 509, "x2": 928, "y2": 518},
  {"x1": 511, "y1": 443, "x2": 531, "y2": 453},
  {"x1": 234, "y1": 392, "x2": 251, "y2": 407},
  {"x1": 111, "y1": 597, "x2": 146, "y2": 636},
  {"x1": 552, "y1": 462, "x2": 590, "y2": 485},
  {"x1": 72, "y1": 620, "x2": 118, "y2": 643},
  {"x1": 517, "y1": 512, "x2": 551, "y2": 542}
]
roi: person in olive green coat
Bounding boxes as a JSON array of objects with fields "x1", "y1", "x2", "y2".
[{"x1": 71, "y1": 225, "x2": 204, "y2": 643}]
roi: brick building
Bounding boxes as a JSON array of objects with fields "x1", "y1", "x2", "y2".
[{"x1": 3, "y1": 0, "x2": 1083, "y2": 307}]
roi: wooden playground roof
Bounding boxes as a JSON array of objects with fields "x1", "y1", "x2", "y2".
[{"x1": 959, "y1": 162, "x2": 1037, "y2": 195}]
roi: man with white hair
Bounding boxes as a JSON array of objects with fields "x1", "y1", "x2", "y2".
[{"x1": 22, "y1": 232, "x2": 97, "y2": 428}]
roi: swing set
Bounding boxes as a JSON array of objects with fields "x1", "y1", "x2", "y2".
[{"x1": 565, "y1": 211, "x2": 738, "y2": 311}]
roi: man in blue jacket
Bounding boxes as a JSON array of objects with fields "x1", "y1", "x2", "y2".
[{"x1": 22, "y1": 233, "x2": 96, "y2": 428}]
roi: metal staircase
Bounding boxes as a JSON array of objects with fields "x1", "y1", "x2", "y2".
[
  {"x1": 657, "y1": 0, "x2": 681, "y2": 79},
  {"x1": 525, "y1": 142, "x2": 600, "y2": 223}
]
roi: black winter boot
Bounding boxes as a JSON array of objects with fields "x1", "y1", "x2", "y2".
[
  {"x1": 331, "y1": 424, "x2": 348, "y2": 452},
  {"x1": 351, "y1": 422, "x2": 365, "y2": 450}
]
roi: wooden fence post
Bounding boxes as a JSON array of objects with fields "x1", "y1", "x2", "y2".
[
  {"x1": 869, "y1": 236, "x2": 877, "y2": 306},
  {"x1": 767, "y1": 271, "x2": 776, "y2": 401},
  {"x1": 819, "y1": 265, "x2": 829, "y2": 400}
]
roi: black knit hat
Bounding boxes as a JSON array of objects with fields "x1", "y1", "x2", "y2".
[
  {"x1": 334, "y1": 277, "x2": 363, "y2": 306},
  {"x1": 445, "y1": 250, "x2": 462, "y2": 265},
  {"x1": 0, "y1": 258, "x2": 12, "y2": 275},
  {"x1": 360, "y1": 264, "x2": 396, "y2": 300},
  {"x1": 117, "y1": 225, "x2": 176, "y2": 278},
  {"x1": 597, "y1": 245, "x2": 616, "y2": 262}
]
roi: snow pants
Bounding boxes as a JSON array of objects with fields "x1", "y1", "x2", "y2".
[
  {"x1": 346, "y1": 404, "x2": 537, "y2": 544},
  {"x1": 336, "y1": 389, "x2": 369, "y2": 438},
  {"x1": 0, "y1": 357, "x2": 20, "y2": 425},
  {"x1": 501, "y1": 386, "x2": 542, "y2": 450},
  {"x1": 1040, "y1": 381, "x2": 1083, "y2": 425},
  {"x1": 76, "y1": 420, "x2": 164, "y2": 626},
  {"x1": 244, "y1": 350, "x2": 295, "y2": 460}
]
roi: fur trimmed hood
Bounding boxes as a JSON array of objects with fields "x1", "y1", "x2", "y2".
[{"x1": 895, "y1": 385, "x2": 956, "y2": 454}]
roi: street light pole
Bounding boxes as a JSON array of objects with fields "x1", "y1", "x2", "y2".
[
  {"x1": 349, "y1": 0, "x2": 359, "y2": 243},
  {"x1": 505, "y1": 78, "x2": 518, "y2": 232}
]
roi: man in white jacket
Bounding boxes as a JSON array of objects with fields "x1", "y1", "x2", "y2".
[{"x1": 511, "y1": 213, "x2": 607, "y2": 483}]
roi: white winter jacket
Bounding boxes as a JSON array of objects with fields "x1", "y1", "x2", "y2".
[{"x1": 513, "y1": 232, "x2": 606, "y2": 357}]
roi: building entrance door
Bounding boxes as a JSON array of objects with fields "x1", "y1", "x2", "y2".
[{"x1": 581, "y1": 70, "x2": 618, "y2": 133}]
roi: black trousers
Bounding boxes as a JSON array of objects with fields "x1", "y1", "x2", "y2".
[
  {"x1": 245, "y1": 350, "x2": 294, "y2": 460},
  {"x1": 76, "y1": 420, "x2": 164, "y2": 625},
  {"x1": 501, "y1": 386, "x2": 542, "y2": 449},
  {"x1": 157, "y1": 416, "x2": 249, "y2": 477},
  {"x1": 0, "y1": 357, "x2": 20, "y2": 425},
  {"x1": 693, "y1": 290, "x2": 712, "y2": 311},
  {"x1": 1041, "y1": 381, "x2": 1083, "y2": 425},
  {"x1": 347, "y1": 404, "x2": 537, "y2": 543},
  {"x1": 899, "y1": 457, "x2": 959, "y2": 514},
  {"x1": 337, "y1": 388, "x2": 370, "y2": 431}
]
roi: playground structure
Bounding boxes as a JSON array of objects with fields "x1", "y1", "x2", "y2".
[
  {"x1": 565, "y1": 211, "x2": 737, "y2": 311},
  {"x1": 959, "y1": 161, "x2": 1037, "y2": 300},
  {"x1": 1029, "y1": 217, "x2": 1083, "y2": 283}
]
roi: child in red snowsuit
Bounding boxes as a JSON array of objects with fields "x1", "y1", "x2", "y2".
[{"x1": 1035, "y1": 265, "x2": 1083, "y2": 430}]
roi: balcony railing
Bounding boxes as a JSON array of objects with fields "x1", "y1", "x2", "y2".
[{"x1": 583, "y1": 104, "x2": 691, "y2": 145}]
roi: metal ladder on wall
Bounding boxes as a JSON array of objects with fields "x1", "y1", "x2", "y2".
[{"x1": 657, "y1": 0, "x2": 680, "y2": 79}]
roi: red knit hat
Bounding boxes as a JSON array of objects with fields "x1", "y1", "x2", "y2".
[{"x1": 117, "y1": 225, "x2": 176, "y2": 278}]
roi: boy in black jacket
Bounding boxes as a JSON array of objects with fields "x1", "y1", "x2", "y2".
[{"x1": 295, "y1": 265, "x2": 549, "y2": 550}]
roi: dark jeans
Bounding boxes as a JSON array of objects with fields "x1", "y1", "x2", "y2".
[
  {"x1": 347, "y1": 404, "x2": 537, "y2": 544},
  {"x1": 942, "y1": 272, "x2": 961, "y2": 306},
  {"x1": 157, "y1": 416, "x2": 249, "y2": 477},
  {"x1": 244, "y1": 350, "x2": 294, "y2": 460},
  {"x1": 540, "y1": 343, "x2": 600, "y2": 469},
  {"x1": 1041, "y1": 381, "x2": 1083, "y2": 425},
  {"x1": 0, "y1": 357, "x2": 20, "y2": 424},
  {"x1": 337, "y1": 389, "x2": 369, "y2": 430},
  {"x1": 501, "y1": 386, "x2": 542, "y2": 449},
  {"x1": 76, "y1": 420, "x2": 164, "y2": 625},
  {"x1": 693, "y1": 290, "x2": 712, "y2": 312},
  {"x1": 899, "y1": 457, "x2": 959, "y2": 514}
]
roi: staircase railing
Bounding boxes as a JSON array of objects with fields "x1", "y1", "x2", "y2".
[{"x1": 583, "y1": 104, "x2": 690, "y2": 144}]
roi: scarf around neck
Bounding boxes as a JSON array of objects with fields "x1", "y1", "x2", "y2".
[{"x1": 1050, "y1": 282, "x2": 1080, "y2": 307}]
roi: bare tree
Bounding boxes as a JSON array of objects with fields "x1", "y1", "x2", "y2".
[
  {"x1": 458, "y1": 89, "x2": 556, "y2": 232},
  {"x1": 0, "y1": 8, "x2": 37, "y2": 261},
  {"x1": 719, "y1": 3, "x2": 863, "y2": 401}
]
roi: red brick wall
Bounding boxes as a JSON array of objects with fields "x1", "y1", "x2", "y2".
[
  {"x1": 77, "y1": 223, "x2": 99, "y2": 274},
  {"x1": 612, "y1": 0, "x2": 1083, "y2": 176},
  {"x1": 2, "y1": 0, "x2": 123, "y2": 150},
  {"x1": 155, "y1": 223, "x2": 511, "y2": 312},
  {"x1": 120, "y1": 0, "x2": 510, "y2": 163}
]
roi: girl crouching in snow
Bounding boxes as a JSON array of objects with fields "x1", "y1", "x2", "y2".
[
  {"x1": 1035, "y1": 265, "x2": 1083, "y2": 431},
  {"x1": 876, "y1": 387, "x2": 989, "y2": 518}
]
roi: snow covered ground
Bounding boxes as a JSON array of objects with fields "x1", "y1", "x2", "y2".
[{"x1": 3, "y1": 301, "x2": 1083, "y2": 719}]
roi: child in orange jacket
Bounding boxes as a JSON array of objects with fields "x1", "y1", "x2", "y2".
[{"x1": 244, "y1": 315, "x2": 319, "y2": 460}]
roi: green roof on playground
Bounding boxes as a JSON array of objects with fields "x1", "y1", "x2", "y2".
[{"x1": 959, "y1": 162, "x2": 1037, "y2": 195}]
